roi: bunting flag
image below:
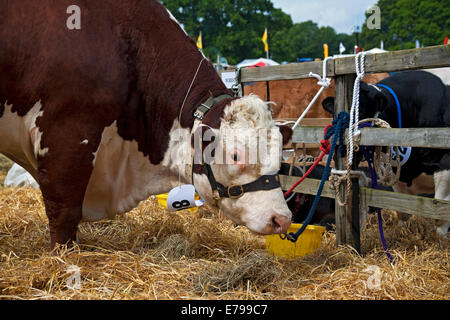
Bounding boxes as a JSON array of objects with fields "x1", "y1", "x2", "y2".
[
  {"x1": 196, "y1": 32, "x2": 203, "y2": 50},
  {"x1": 261, "y1": 28, "x2": 269, "y2": 52},
  {"x1": 445, "y1": 36, "x2": 448, "y2": 45},
  {"x1": 323, "y1": 43, "x2": 329, "y2": 58},
  {"x1": 339, "y1": 42, "x2": 346, "y2": 54}
]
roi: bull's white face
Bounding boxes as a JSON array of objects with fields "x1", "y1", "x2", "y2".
[{"x1": 193, "y1": 95, "x2": 292, "y2": 235}]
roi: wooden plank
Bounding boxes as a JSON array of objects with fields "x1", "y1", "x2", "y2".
[
  {"x1": 283, "y1": 143, "x2": 321, "y2": 149},
  {"x1": 292, "y1": 127, "x2": 327, "y2": 144},
  {"x1": 276, "y1": 118, "x2": 333, "y2": 127},
  {"x1": 280, "y1": 175, "x2": 335, "y2": 199},
  {"x1": 335, "y1": 44, "x2": 450, "y2": 75},
  {"x1": 240, "y1": 59, "x2": 335, "y2": 83},
  {"x1": 292, "y1": 127, "x2": 450, "y2": 149},
  {"x1": 239, "y1": 45, "x2": 450, "y2": 83},
  {"x1": 334, "y1": 75, "x2": 358, "y2": 249},
  {"x1": 350, "y1": 176, "x2": 361, "y2": 252},
  {"x1": 357, "y1": 128, "x2": 450, "y2": 149},
  {"x1": 361, "y1": 188, "x2": 450, "y2": 221}
]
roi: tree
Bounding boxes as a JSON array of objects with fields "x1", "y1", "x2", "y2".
[
  {"x1": 161, "y1": 0, "x2": 449, "y2": 65},
  {"x1": 360, "y1": 0, "x2": 450, "y2": 51},
  {"x1": 161, "y1": 0, "x2": 293, "y2": 64}
]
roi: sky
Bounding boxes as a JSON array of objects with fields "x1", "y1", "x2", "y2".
[{"x1": 271, "y1": 0, "x2": 377, "y2": 34}]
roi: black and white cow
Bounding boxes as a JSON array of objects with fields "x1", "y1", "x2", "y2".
[{"x1": 322, "y1": 70, "x2": 450, "y2": 236}]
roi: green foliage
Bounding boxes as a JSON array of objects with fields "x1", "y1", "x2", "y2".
[
  {"x1": 360, "y1": 0, "x2": 449, "y2": 51},
  {"x1": 161, "y1": 0, "x2": 293, "y2": 64},
  {"x1": 160, "y1": 0, "x2": 449, "y2": 64}
]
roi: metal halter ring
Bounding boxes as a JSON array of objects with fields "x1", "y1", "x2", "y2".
[{"x1": 227, "y1": 185, "x2": 245, "y2": 199}]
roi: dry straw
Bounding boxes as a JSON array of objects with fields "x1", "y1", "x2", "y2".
[{"x1": 0, "y1": 183, "x2": 448, "y2": 300}]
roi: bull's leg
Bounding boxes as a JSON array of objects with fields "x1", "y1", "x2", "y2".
[
  {"x1": 434, "y1": 170, "x2": 450, "y2": 237},
  {"x1": 37, "y1": 148, "x2": 95, "y2": 250},
  {"x1": 43, "y1": 200, "x2": 83, "y2": 249}
]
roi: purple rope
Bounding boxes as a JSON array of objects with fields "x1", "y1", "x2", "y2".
[{"x1": 360, "y1": 123, "x2": 395, "y2": 264}]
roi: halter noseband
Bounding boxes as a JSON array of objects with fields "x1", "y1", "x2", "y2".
[{"x1": 201, "y1": 163, "x2": 281, "y2": 199}]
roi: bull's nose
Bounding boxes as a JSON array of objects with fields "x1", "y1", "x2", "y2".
[{"x1": 272, "y1": 214, "x2": 291, "y2": 234}]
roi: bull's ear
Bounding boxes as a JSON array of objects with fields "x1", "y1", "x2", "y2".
[
  {"x1": 361, "y1": 82, "x2": 388, "y2": 113},
  {"x1": 322, "y1": 97, "x2": 335, "y2": 116},
  {"x1": 278, "y1": 125, "x2": 293, "y2": 146},
  {"x1": 361, "y1": 82, "x2": 379, "y2": 100}
]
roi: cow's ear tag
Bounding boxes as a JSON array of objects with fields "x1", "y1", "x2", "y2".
[{"x1": 166, "y1": 184, "x2": 204, "y2": 212}]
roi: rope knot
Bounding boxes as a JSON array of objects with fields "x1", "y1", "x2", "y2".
[{"x1": 320, "y1": 139, "x2": 331, "y2": 154}]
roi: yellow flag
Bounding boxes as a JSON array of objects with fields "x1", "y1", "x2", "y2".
[
  {"x1": 261, "y1": 28, "x2": 268, "y2": 52},
  {"x1": 197, "y1": 32, "x2": 203, "y2": 50},
  {"x1": 323, "y1": 43, "x2": 329, "y2": 58}
]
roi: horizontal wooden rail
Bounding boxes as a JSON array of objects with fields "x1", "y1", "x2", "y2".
[
  {"x1": 240, "y1": 45, "x2": 450, "y2": 83},
  {"x1": 360, "y1": 187, "x2": 450, "y2": 221},
  {"x1": 335, "y1": 44, "x2": 450, "y2": 75},
  {"x1": 241, "y1": 59, "x2": 335, "y2": 83},
  {"x1": 280, "y1": 175, "x2": 335, "y2": 199},
  {"x1": 292, "y1": 127, "x2": 450, "y2": 149},
  {"x1": 280, "y1": 175, "x2": 450, "y2": 221},
  {"x1": 276, "y1": 118, "x2": 332, "y2": 126}
]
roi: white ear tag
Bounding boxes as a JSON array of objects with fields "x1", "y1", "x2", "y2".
[
  {"x1": 391, "y1": 146, "x2": 412, "y2": 166},
  {"x1": 166, "y1": 184, "x2": 205, "y2": 212}
]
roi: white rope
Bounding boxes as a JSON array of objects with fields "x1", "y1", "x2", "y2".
[
  {"x1": 178, "y1": 56, "x2": 208, "y2": 125},
  {"x1": 292, "y1": 57, "x2": 334, "y2": 130},
  {"x1": 347, "y1": 52, "x2": 367, "y2": 166},
  {"x1": 178, "y1": 56, "x2": 207, "y2": 185}
]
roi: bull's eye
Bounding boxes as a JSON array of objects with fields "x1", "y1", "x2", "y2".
[{"x1": 231, "y1": 153, "x2": 240, "y2": 162}]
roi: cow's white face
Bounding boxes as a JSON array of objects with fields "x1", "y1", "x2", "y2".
[{"x1": 193, "y1": 95, "x2": 292, "y2": 235}]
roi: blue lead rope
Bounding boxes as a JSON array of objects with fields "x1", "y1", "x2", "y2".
[
  {"x1": 363, "y1": 146, "x2": 395, "y2": 265},
  {"x1": 360, "y1": 122, "x2": 395, "y2": 265},
  {"x1": 377, "y1": 84, "x2": 402, "y2": 128},
  {"x1": 287, "y1": 112, "x2": 350, "y2": 243}
]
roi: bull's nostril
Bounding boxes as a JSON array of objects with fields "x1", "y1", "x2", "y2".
[
  {"x1": 271, "y1": 214, "x2": 291, "y2": 234},
  {"x1": 272, "y1": 216, "x2": 282, "y2": 233}
]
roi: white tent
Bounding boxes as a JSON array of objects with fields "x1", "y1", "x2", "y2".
[
  {"x1": 236, "y1": 58, "x2": 280, "y2": 69},
  {"x1": 364, "y1": 48, "x2": 388, "y2": 54}
]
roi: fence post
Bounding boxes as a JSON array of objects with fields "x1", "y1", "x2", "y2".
[{"x1": 334, "y1": 74, "x2": 360, "y2": 252}]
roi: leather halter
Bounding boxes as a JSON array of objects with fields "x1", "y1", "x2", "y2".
[
  {"x1": 191, "y1": 94, "x2": 282, "y2": 200},
  {"x1": 202, "y1": 163, "x2": 281, "y2": 199}
]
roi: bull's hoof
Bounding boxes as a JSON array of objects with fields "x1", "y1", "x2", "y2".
[{"x1": 50, "y1": 238, "x2": 80, "y2": 255}]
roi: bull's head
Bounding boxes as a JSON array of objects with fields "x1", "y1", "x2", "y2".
[{"x1": 192, "y1": 95, "x2": 293, "y2": 235}]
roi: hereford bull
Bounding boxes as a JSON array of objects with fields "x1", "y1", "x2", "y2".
[
  {"x1": 0, "y1": 0, "x2": 293, "y2": 250},
  {"x1": 322, "y1": 70, "x2": 450, "y2": 236}
]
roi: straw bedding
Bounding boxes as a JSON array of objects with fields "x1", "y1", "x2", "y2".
[{"x1": 0, "y1": 159, "x2": 448, "y2": 300}]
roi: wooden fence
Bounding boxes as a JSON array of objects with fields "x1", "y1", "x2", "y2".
[{"x1": 237, "y1": 44, "x2": 450, "y2": 252}]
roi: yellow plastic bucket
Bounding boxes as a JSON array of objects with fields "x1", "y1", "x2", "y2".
[
  {"x1": 265, "y1": 223, "x2": 326, "y2": 258},
  {"x1": 155, "y1": 193, "x2": 200, "y2": 213}
]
